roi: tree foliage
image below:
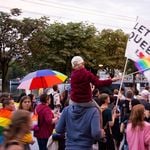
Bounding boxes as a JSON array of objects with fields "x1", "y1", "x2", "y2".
[
  {"x1": 0, "y1": 9, "x2": 131, "y2": 92},
  {"x1": 0, "y1": 9, "x2": 48, "y2": 92},
  {"x1": 95, "y1": 29, "x2": 128, "y2": 76},
  {"x1": 27, "y1": 22, "x2": 97, "y2": 74},
  {"x1": 25, "y1": 23, "x2": 129, "y2": 76}
]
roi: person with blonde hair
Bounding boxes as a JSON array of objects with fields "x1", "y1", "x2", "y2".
[
  {"x1": 2, "y1": 110, "x2": 32, "y2": 150},
  {"x1": 126, "y1": 104, "x2": 150, "y2": 150}
]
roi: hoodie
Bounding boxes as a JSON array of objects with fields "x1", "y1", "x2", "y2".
[
  {"x1": 56, "y1": 105, "x2": 101, "y2": 150},
  {"x1": 71, "y1": 68, "x2": 112, "y2": 103},
  {"x1": 34, "y1": 104, "x2": 54, "y2": 139}
]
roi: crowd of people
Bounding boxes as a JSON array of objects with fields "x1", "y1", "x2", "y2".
[{"x1": 0, "y1": 56, "x2": 150, "y2": 150}]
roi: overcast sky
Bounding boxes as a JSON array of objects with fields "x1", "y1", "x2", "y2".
[{"x1": 0, "y1": 0, "x2": 150, "y2": 33}]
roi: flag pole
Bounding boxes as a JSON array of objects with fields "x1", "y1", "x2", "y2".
[
  {"x1": 115, "y1": 16, "x2": 139, "y2": 107},
  {"x1": 125, "y1": 67, "x2": 150, "y2": 77},
  {"x1": 115, "y1": 58, "x2": 128, "y2": 107}
]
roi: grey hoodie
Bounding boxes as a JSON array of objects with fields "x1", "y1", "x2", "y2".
[{"x1": 56, "y1": 105, "x2": 101, "y2": 150}]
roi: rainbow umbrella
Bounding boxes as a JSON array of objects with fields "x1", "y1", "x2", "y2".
[{"x1": 17, "y1": 69, "x2": 68, "y2": 90}]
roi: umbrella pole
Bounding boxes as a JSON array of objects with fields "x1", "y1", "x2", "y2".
[
  {"x1": 40, "y1": 77, "x2": 46, "y2": 93},
  {"x1": 40, "y1": 77, "x2": 43, "y2": 88}
]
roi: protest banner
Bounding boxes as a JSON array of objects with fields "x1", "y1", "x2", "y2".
[
  {"x1": 125, "y1": 18, "x2": 150, "y2": 82},
  {"x1": 115, "y1": 18, "x2": 150, "y2": 107}
]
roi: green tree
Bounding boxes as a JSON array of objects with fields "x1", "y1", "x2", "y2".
[
  {"x1": 27, "y1": 23, "x2": 129, "y2": 77},
  {"x1": 95, "y1": 29, "x2": 128, "y2": 76},
  {"x1": 7, "y1": 62, "x2": 27, "y2": 79},
  {"x1": 27, "y1": 22, "x2": 97, "y2": 75},
  {"x1": 0, "y1": 9, "x2": 48, "y2": 92}
]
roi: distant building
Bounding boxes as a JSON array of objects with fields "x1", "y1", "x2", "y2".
[
  {"x1": 97, "y1": 70, "x2": 109, "y2": 80},
  {"x1": 97, "y1": 69, "x2": 149, "y2": 91}
]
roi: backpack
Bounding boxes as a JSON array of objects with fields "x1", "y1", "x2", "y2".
[
  {"x1": 120, "y1": 100, "x2": 130, "y2": 122},
  {"x1": 49, "y1": 93, "x2": 55, "y2": 110}
]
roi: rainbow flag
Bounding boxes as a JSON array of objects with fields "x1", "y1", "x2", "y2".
[
  {"x1": 0, "y1": 108, "x2": 12, "y2": 144},
  {"x1": 135, "y1": 57, "x2": 150, "y2": 71},
  {"x1": 0, "y1": 109, "x2": 37, "y2": 144},
  {"x1": 135, "y1": 52, "x2": 150, "y2": 72},
  {"x1": 0, "y1": 109, "x2": 38, "y2": 144},
  {"x1": 0, "y1": 108, "x2": 12, "y2": 129}
]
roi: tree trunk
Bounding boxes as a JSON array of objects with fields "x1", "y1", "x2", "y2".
[
  {"x1": 1, "y1": 61, "x2": 9, "y2": 92},
  {"x1": 64, "y1": 56, "x2": 71, "y2": 76}
]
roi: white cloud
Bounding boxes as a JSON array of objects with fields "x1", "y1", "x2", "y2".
[{"x1": 0, "y1": 0, "x2": 150, "y2": 33}]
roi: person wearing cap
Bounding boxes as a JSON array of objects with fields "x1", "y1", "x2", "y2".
[{"x1": 70, "y1": 56, "x2": 120, "y2": 105}]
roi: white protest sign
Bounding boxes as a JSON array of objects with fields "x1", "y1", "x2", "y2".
[{"x1": 125, "y1": 18, "x2": 150, "y2": 61}]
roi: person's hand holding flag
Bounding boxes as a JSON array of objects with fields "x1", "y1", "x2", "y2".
[{"x1": 111, "y1": 76, "x2": 122, "y2": 82}]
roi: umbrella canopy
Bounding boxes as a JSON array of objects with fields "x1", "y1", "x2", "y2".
[{"x1": 17, "y1": 69, "x2": 68, "y2": 90}]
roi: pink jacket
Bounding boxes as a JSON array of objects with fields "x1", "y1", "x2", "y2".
[{"x1": 126, "y1": 121, "x2": 150, "y2": 150}]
